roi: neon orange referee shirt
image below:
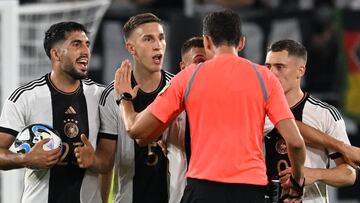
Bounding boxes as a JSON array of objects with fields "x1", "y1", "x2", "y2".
[{"x1": 148, "y1": 53, "x2": 293, "y2": 185}]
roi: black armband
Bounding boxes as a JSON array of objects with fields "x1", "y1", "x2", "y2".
[
  {"x1": 329, "y1": 152, "x2": 343, "y2": 160},
  {"x1": 354, "y1": 168, "x2": 360, "y2": 186}
]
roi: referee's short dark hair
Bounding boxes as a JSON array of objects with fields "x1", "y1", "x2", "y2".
[
  {"x1": 203, "y1": 9, "x2": 242, "y2": 47},
  {"x1": 181, "y1": 37, "x2": 204, "y2": 59},
  {"x1": 267, "y1": 39, "x2": 308, "y2": 64},
  {"x1": 123, "y1": 13, "x2": 161, "y2": 41},
  {"x1": 44, "y1": 21, "x2": 88, "y2": 59}
]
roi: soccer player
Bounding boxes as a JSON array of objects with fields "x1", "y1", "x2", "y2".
[
  {"x1": 0, "y1": 21, "x2": 105, "y2": 203},
  {"x1": 264, "y1": 39, "x2": 356, "y2": 202},
  {"x1": 179, "y1": 37, "x2": 207, "y2": 70},
  {"x1": 75, "y1": 13, "x2": 186, "y2": 203},
  {"x1": 115, "y1": 10, "x2": 306, "y2": 202}
]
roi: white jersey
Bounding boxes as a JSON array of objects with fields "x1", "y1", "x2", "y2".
[
  {"x1": 98, "y1": 70, "x2": 187, "y2": 203},
  {"x1": 0, "y1": 74, "x2": 105, "y2": 203},
  {"x1": 264, "y1": 93, "x2": 350, "y2": 203}
]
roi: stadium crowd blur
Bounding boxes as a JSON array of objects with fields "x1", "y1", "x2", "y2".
[{"x1": 17, "y1": 0, "x2": 360, "y2": 201}]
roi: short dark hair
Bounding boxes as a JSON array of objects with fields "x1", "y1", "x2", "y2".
[
  {"x1": 181, "y1": 37, "x2": 204, "y2": 58},
  {"x1": 43, "y1": 21, "x2": 88, "y2": 59},
  {"x1": 203, "y1": 9, "x2": 242, "y2": 47},
  {"x1": 267, "y1": 39, "x2": 307, "y2": 63},
  {"x1": 123, "y1": 13, "x2": 161, "y2": 40}
]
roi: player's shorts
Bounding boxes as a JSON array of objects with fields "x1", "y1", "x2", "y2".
[{"x1": 180, "y1": 178, "x2": 266, "y2": 203}]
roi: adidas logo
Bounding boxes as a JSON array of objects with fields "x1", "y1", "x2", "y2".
[{"x1": 65, "y1": 106, "x2": 77, "y2": 114}]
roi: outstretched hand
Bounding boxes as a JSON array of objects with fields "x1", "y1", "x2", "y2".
[
  {"x1": 25, "y1": 138, "x2": 61, "y2": 169},
  {"x1": 114, "y1": 59, "x2": 140, "y2": 100},
  {"x1": 74, "y1": 134, "x2": 95, "y2": 168}
]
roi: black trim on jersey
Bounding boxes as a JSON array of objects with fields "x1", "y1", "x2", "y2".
[
  {"x1": 164, "y1": 71, "x2": 174, "y2": 82},
  {"x1": 291, "y1": 92, "x2": 308, "y2": 110},
  {"x1": 99, "y1": 81, "x2": 114, "y2": 106},
  {"x1": 83, "y1": 78, "x2": 106, "y2": 88},
  {"x1": 98, "y1": 132, "x2": 118, "y2": 140},
  {"x1": 308, "y1": 96, "x2": 342, "y2": 121},
  {"x1": 0, "y1": 127, "x2": 18, "y2": 137},
  {"x1": 329, "y1": 152, "x2": 343, "y2": 160},
  {"x1": 9, "y1": 76, "x2": 47, "y2": 103}
]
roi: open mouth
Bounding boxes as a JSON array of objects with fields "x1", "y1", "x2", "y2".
[
  {"x1": 152, "y1": 54, "x2": 163, "y2": 65},
  {"x1": 76, "y1": 57, "x2": 89, "y2": 70}
]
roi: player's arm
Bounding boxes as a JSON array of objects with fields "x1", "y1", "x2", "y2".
[
  {"x1": 275, "y1": 119, "x2": 306, "y2": 184},
  {"x1": 306, "y1": 158, "x2": 355, "y2": 187},
  {"x1": 99, "y1": 170, "x2": 113, "y2": 203},
  {"x1": 280, "y1": 158, "x2": 356, "y2": 187},
  {"x1": 120, "y1": 103, "x2": 168, "y2": 141},
  {"x1": 75, "y1": 135, "x2": 116, "y2": 173},
  {"x1": 296, "y1": 120, "x2": 360, "y2": 167},
  {"x1": 0, "y1": 132, "x2": 27, "y2": 169},
  {"x1": 0, "y1": 132, "x2": 61, "y2": 170}
]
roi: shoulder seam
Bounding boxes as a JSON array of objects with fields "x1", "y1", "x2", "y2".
[
  {"x1": 99, "y1": 81, "x2": 115, "y2": 106},
  {"x1": 83, "y1": 78, "x2": 106, "y2": 88},
  {"x1": 9, "y1": 76, "x2": 47, "y2": 103},
  {"x1": 308, "y1": 96, "x2": 342, "y2": 121}
]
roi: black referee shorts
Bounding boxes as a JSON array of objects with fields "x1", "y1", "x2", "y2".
[{"x1": 180, "y1": 178, "x2": 266, "y2": 203}]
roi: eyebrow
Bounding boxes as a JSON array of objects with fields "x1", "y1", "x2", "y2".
[
  {"x1": 71, "y1": 39, "x2": 90, "y2": 45},
  {"x1": 143, "y1": 32, "x2": 164, "y2": 37},
  {"x1": 265, "y1": 62, "x2": 284, "y2": 66}
]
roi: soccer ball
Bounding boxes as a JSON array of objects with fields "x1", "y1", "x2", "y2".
[{"x1": 14, "y1": 124, "x2": 62, "y2": 154}]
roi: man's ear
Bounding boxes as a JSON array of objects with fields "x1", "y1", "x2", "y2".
[
  {"x1": 50, "y1": 47, "x2": 60, "y2": 61},
  {"x1": 298, "y1": 64, "x2": 306, "y2": 78},
  {"x1": 125, "y1": 41, "x2": 135, "y2": 55},
  {"x1": 179, "y1": 61, "x2": 185, "y2": 70},
  {"x1": 203, "y1": 35, "x2": 212, "y2": 51},
  {"x1": 203, "y1": 35, "x2": 216, "y2": 59},
  {"x1": 238, "y1": 36, "x2": 246, "y2": 52}
]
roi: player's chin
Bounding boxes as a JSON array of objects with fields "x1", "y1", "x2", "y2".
[
  {"x1": 72, "y1": 71, "x2": 88, "y2": 80},
  {"x1": 150, "y1": 63, "x2": 162, "y2": 72}
]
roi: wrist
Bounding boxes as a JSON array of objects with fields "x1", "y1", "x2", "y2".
[
  {"x1": 116, "y1": 92, "x2": 133, "y2": 106},
  {"x1": 338, "y1": 142, "x2": 350, "y2": 154},
  {"x1": 19, "y1": 154, "x2": 29, "y2": 168}
]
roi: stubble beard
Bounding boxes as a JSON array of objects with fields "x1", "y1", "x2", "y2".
[{"x1": 66, "y1": 66, "x2": 87, "y2": 80}]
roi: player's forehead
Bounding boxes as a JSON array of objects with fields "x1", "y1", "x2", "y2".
[
  {"x1": 184, "y1": 47, "x2": 205, "y2": 59},
  {"x1": 265, "y1": 50, "x2": 291, "y2": 64},
  {"x1": 131, "y1": 22, "x2": 164, "y2": 38},
  {"x1": 63, "y1": 31, "x2": 89, "y2": 43},
  {"x1": 189, "y1": 47, "x2": 205, "y2": 55},
  {"x1": 65, "y1": 31, "x2": 88, "y2": 39}
]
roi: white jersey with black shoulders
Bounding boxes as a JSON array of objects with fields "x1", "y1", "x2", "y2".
[
  {"x1": 98, "y1": 69, "x2": 187, "y2": 203},
  {"x1": 0, "y1": 73, "x2": 105, "y2": 203},
  {"x1": 264, "y1": 92, "x2": 350, "y2": 203}
]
